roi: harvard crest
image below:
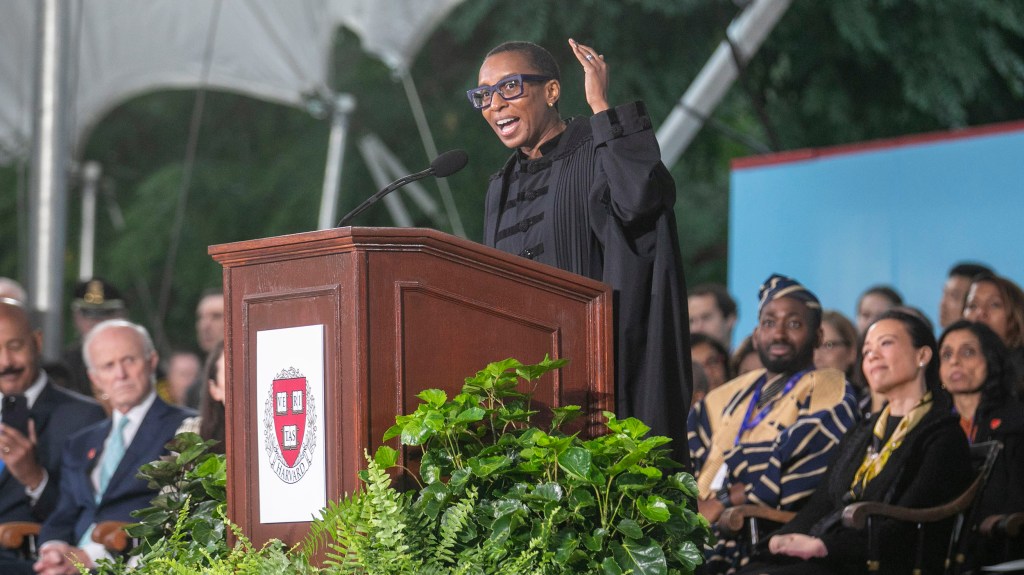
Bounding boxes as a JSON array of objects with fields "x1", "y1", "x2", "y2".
[{"x1": 263, "y1": 367, "x2": 318, "y2": 484}]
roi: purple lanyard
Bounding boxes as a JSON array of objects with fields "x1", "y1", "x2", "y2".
[{"x1": 734, "y1": 369, "x2": 809, "y2": 446}]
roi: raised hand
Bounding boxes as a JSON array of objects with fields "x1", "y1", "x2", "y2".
[{"x1": 569, "y1": 38, "x2": 609, "y2": 114}]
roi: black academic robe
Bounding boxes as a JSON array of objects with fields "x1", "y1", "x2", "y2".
[{"x1": 483, "y1": 101, "x2": 692, "y2": 466}]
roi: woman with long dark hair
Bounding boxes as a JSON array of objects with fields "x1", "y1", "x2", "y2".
[
  {"x1": 939, "y1": 320, "x2": 1024, "y2": 566},
  {"x1": 177, "y1": 340, "x2": 225, "y2": 454}
]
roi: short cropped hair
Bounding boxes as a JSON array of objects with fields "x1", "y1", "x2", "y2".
[
  {"x1": 859, "y1": 285, "x2": 903, "y2": 308},
  {"x1": 689, "y1": 283, "x2": 738, "y2": 319},
  {"x1": 949, "y1": 262, "x2": 993, "y2": 280},
  {"x1": 486, "y1": 41, "x2": 561, "y2": 82}
]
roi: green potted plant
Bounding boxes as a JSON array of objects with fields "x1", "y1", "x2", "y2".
[{"x1": 305, "y1": 356, "x2": 711, "y2": 575}]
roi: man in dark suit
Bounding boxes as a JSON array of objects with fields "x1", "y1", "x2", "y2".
[
  {"x1": 0, "y1": 300, "x2": 107, "y2": 562},
  {"x1": 31, "y1": 319, "x2": 192, "y2": 574}
]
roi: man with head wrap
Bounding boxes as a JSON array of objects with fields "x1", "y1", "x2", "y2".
[{"x1": 687, "y1": 274, "x2": 860, "y2": 572}]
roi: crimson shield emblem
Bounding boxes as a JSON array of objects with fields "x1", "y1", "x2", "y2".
[{"x1": 272, "y1": 376, "x2": 306, "y2": 468}]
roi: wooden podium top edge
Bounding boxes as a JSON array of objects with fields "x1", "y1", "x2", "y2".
[{"x1": 208, "y1": 226, "x2": 610, "y2": 296}]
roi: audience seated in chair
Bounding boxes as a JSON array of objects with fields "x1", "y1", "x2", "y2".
[
  {"x1": 0, "y1": 300, "x2": 106, "y2": 569},
  {"x1": 10, "y1": 320, "x2": 194, "y2": 575},
  {"x1": 939, "y1": 320, "x2": 1024, "y2": 569},
  {"x1": 688, "y1": 274, "x2": 859, "y2": 573},
  {"x1": 736, "y1": 310, "x2": 974, "y2": 575}
]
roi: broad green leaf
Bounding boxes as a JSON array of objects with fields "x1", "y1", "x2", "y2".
[
  {"x1": 637, "y1": 495, "x2": 671, "y2": 523},
  {"x1": 468, "y1": 455, "x2": 511, "y2": 477},
  {"x1": 601, "y1": 556, "x2": 625, "y2": 575},
  {"x1": 617, "y1": 417, "x2": 651, "y2": 440},
  {"x1": 553, "y1": 529, "x2": 580, "y2": 562},
  {"x1": 420, "y1": 449, "x2": 450, "y2": 484},
  {"x1": 616, "y1": 518, "x2": 644, "y2": 539},
  {"x1": 455, "y1": 406, "x2": 486, "y2": 423},
  {"x1": 488, "y1": 512, "x2": 514, "y2": 545},
  {"x1": 449, "y1": 468, "x2": 472, "y2": 490},
  {"x1": 669, "y1": 540, "x2": 704, "y2": 571},
  {"x1": 558, "y1": 447, "x2": 593, "y2": 480},
  {"x1": 615, "y1": 472, "x2": 654, "y2": 492},
  {"x1": 636, "y1": 466, "x2": 663, "y2": 480},
  {"x1": 610, "y1": 450, "x2": 650, "y2": 475},
  {"x1": 400, "y1": 419, "x2": 433, "y2": 445},
  {"x1": 569, "y1": 489, "x2": 597, "y2": 510},
  {"x1": 422, "y1": 410, "x2": 447, "y2": 432},
  {"x1": 194, "y1": 455, "x2": 224, "y2": 478},
  {"x1": 413, "y1": 478, "x2": 450, "y2": 519},
  {"x1": 492, "y1": 498, "x2": 529, "y2": 518},
  {"x1": 416, "y1": 388, "x2": 447, "y2": 406},
  {"x1": 532, "y1": 482, "x2": 564, "y2": 502},
  {"x1": 382, "y1": 422, "x2": 404, "y2": 442},
  {"x1": 638, "y1": 436, "x2": 673, "y2": 451},
  {"x1": 373, "y1": 445, "x2": 398, "y2": 469},
  {"x1": 551, "y1": 404, "x2": 583, "y2": 429},
  {"x1": 515, "y1": 355, "x2": 568, "y2": 380},
  {"x1": 585, "y1": 527, "x2": 609, "y2": 552},
  {"x1": 612, "y1": 538, "x2": 668, "y2": 575},
  {"x1": 667, "y1": 472, "x2": 700, "y2": 498}
]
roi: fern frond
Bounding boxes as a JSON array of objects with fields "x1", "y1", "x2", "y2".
[{"x1": 433, "y1": 484, "x2": 478, "y2": 566}]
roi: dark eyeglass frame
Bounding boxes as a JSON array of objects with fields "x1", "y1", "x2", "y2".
[
  {"x1": 820, "y1": 340, "x2": 850, "y2": 351},
  {"x1": 466, "y1": 74, "x2": 553, "y2": 110}
]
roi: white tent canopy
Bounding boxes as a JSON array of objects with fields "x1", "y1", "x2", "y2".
[
  {"x1": 0, "y1": 0, "x2": 464, "y2": 358},
  {"x1": 0, "y1": 0, "x2": 464, "y2": 161}
]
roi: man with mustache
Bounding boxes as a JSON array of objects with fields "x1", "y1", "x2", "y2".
[
  {"x1": 687, "y1": 274, "x2": 860, "y2": 573},
  {"x1": 0, "y1": 299, "x2": 106, "y2": 566}
]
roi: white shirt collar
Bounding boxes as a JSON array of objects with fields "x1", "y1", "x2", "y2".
[{"x1": 112, "y1": 386, "x2": 157, "y2": 446}]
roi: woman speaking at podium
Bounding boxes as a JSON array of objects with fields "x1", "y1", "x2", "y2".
[{"x1": 468, "y1": 39, "x2": 692, "y2": 464}]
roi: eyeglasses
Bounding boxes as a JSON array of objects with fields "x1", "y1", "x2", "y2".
[
  {"x1": 466, "y1": 74, "x2": 553, "y2": 110},
  {"x1": 820, "y1": 340, "x2": 849, "y2": 351}
]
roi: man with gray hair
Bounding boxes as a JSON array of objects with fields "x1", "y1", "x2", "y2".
[
  {"x1": 29, "y1": 320, "x2": 192, "y2": 574},
  {"x1": 0, "y1": 278, "x2": 27, "y2": 303}
]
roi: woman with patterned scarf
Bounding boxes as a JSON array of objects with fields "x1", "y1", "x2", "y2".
[{"x1": 737, "y1": 310, "x2": 973, "y2": 575}]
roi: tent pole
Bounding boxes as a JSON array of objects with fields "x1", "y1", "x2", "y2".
[
  {"x1": 399, "y1": 71, "x2": 466, "y2": 238},
  {"x1": 28, "y1": 0, "x2": 70, "y2": 360},
  {"x1": 78, "y1": 161, "x2": 101, "y2": 281},
  {"x1": 317, "y1": 93, "x2": 356, "y2": 230},
  {"x1": 656, "y1": 0, "x2": 792, "y2": 168}
]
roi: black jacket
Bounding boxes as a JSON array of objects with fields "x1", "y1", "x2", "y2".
[{"x1": 747, "y1": 397, "x2": 973, "y2": 575}]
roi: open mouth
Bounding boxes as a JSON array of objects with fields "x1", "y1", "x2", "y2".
[{"x1": 495, "y1": 117, "x2": 519, "y2": 136}]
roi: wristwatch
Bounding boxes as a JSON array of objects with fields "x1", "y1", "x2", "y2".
[{"x1": 716, "y1": 487, "x2": 732, "y2": 508}]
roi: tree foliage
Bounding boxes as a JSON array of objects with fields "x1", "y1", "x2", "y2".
[{"x1": 1, "y1": 0, "x2": 1022, "y2": 352}]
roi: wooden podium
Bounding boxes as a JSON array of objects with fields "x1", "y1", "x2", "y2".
[{"x1": 209, "y1": 227, "x2": 613, "y2": 547}]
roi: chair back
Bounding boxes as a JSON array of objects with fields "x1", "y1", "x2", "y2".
[{"x1": 947, "y1": 440, "x2": 1004, "y2": 574}]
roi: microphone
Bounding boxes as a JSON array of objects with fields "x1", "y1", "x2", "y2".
[{"x1": 337, "y1": 149, "x2": 468, "y2": 227}]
